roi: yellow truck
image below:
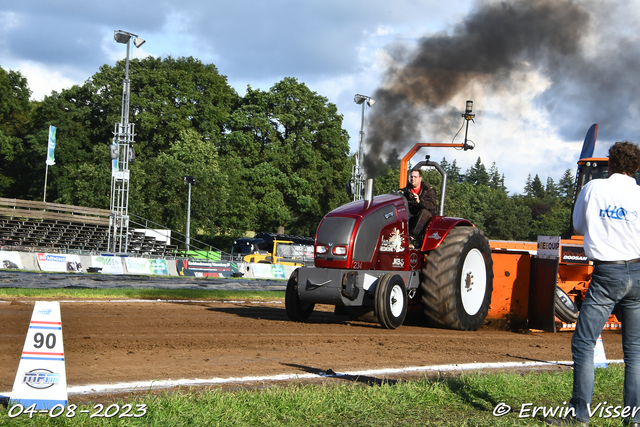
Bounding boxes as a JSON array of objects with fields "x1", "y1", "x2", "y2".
[{"x1": 232, "y1": 233, "x2": 314, "y2": 266}]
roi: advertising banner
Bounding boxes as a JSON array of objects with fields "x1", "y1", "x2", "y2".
[
  {"x1": 176, "y1": 260, "x2": 238, "y2": 278},
  {"x1": 90, "y1": 256, "x2": 124, "y2": 274},
  {"x1": 561, "y1": 245, "x2": 589, "y2": 265},
  {"x1": 124, "y1": 258, "x2": 169, "y2": 275},
  {"x1": 251, "y1": 263, "x2": 287, "y2": 279},
  {"x1": 0, "y1": 251, "x2": 24, "y2": 269},
  {"x1": 45, "y1": 126, "x2": 56, "y2": 166},
  {"x1": 36, "y1": 253, "x2": 82, "y2": 273}
]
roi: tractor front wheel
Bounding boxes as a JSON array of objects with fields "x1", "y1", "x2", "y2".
[
  {"x1": 375, "y1": 273, "x2": 408, "y2": 329},
  {"x1": 420, "y1": 227, "x2": 493, "y2": 331},
  {"x1": 285, "y1": 270, "x2": 315, "y2": 322}
]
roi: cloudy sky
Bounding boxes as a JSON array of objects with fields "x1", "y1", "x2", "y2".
[{"x1": 2, "y1": 0, "x2": 640, "y2": 194}]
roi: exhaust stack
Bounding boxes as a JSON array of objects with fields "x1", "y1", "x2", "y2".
[{"x1": 364, "y1": 178, "x2": 374, "y2": 209}]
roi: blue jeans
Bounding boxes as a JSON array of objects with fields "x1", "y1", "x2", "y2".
[{"x1": 571, "y1": 261, "x2": 640, "y2": 423}]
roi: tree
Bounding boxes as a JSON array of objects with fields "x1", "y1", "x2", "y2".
[
  {"x1": 488, "y1": 162, "x2": 506, "y2": 191},
  {"x1": 130, "y1": 129, "x2": 229, "y2": 238},
  {"x1": 444, "y1": 182, "x2": 531, "y2": 240},
  {"x1": 20, "y1": 56, "x2": 238, "y2": 213},
  {"x1": 528, "y1": 174, "x2": 545, "y2": 199},
  {"x1": 223, "y1": 77, "x2": 351, "y2": 236},
  {"x1": 530, "y1": 204, "x2": 572, "y2": 238},
  {"x1": 558, "y1": 168, "x2": 575, "y2": 204},
  {"x1": 545, "y1": 177, "x2": 558, "y2": 199},
  {"x1": 374, "y1": 166, "x2": 401, "y2": 196},
  {"x1": 524, "y1": 173, "x2": 533, "y2": 195},
  {"x1": 465, "y1": 157, "x2": 490, "y2": 186},
  {"x1": 0, "y1": 67, "x2": 33, "y2": 197},
  {"x1": 0, "y1": 67, "x2": 31, "y2": 136},
  {"x1": 441, "y1": 157, "x2": 463, "y2": 183}
]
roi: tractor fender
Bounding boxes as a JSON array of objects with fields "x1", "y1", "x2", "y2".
[{"x1": 420, "y1": 216, "x2": 474, "y2": 251}]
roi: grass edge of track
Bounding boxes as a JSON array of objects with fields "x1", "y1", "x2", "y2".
[
  {"x1": 0, "y1": 288, "x2": 285, "y2": 301},
  {"x1": 0, "y1": 364, "x2": 628, "y2": 426}
]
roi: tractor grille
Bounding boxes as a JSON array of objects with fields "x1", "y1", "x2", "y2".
[{"x1": 316, "y1": 217, "x2": 356, "y2": 259}]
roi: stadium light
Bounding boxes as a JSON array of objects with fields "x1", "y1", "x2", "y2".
[
  {"x1": 349, "y1": 94, "x2": 375, "y2": 201},
  {"x1": 108, "y1": 30, "x2": 145, "y2": 253}
]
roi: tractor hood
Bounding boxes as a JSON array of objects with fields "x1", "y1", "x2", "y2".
[{"x1": 314, "y1": 193, "x2": 409, "y2": 270}]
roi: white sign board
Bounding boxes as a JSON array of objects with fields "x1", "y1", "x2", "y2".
[
  {"x1": 125, "y1": 258, "x2": 169, "y2": 275},
  {"x1": 251, "y1": 263, "x2": 287, "y2": 279},
  {"x1": 537, "y1": 236, "x2": 561, "y2": 259},
  {"x1": 36, "y1": 253, "x2": 82, "y2": 273},
  {"x1": 0, "y1": 251, "x2": 24, "y2": 269},
  {"x1": 90, "y1": 256, "x2": 124, "y2": 275}
]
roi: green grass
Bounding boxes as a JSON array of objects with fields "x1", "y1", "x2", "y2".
[
  {"x1": 0, "y1": 288, "x2": 285, "y2": 301},
  {"x1": 0, "y1": 365, "x2": 630, "y2": 426}
]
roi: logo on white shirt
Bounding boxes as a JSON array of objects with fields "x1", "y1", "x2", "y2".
[{"x1": 599, "y1": 205, "x2": 638, "y2": 222}]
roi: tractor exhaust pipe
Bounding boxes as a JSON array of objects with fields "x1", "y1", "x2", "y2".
[{"x1": 364, "y1": 178, "x2": 374, "y2": 209}]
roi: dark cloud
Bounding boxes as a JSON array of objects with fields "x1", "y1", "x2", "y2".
[
  {"x1": 364, "y1": 0, "x2": 640, "y2": 177},
  {"x1": 173, "y1": 2, "x2": 393, "y2": 80},
  {"x1": 1, "y1": 2, "x2": 166, "y2": 71},
  {"x1": 2, "y1": 1, "x2": 438, "y2": 83},
  {"x1": 5, "y1": 20, "x2": 106, "y2": 68},
  {"x1": 539, "y1": 34, "x2": 640, "y2": 141}
]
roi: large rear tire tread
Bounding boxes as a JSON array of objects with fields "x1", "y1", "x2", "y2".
[
  {"x1": 420, "y1": 227, "x2": 494, "y2": 331},
  {"x1": 285, "y1": 270, "x2": 315, "y2": 322},
  {"x1": 375, "y1": 273, "x2": 408, "y2": 329}
]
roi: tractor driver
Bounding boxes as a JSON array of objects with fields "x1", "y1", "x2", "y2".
[{"x1": 402, "y1": 169, "x2": 437, "y2": 240}]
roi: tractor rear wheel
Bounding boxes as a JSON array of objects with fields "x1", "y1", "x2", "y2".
[
  {"x1": 285, "y1": 270, "x2": 315, "y2": 322},
  {"x1": 420, "y1": 227, "x2": 493, "y2": 331},
  {"x1": 375, "y1": 273, "x2": 408, "y2": 329}
]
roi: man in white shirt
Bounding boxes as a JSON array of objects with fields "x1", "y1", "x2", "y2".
[{"x1": 547, "y1": 141, "x2": 640, "y2": 426}]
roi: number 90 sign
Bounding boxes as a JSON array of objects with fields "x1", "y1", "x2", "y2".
[{"x1": 10, "y1": 301, "x2": 68, "y2": 410}]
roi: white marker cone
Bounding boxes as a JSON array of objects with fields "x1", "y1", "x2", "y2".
[
  {"x1": 594, "y1": 334, "x2": 607, "y2": 368},
  {"x1": 10, "y1": 301, "x2": 68, "y2": 409}
]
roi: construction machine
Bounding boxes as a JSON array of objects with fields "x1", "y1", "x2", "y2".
[
  {"x1": 232, "y1": 232, "x2": 314, "y2": 266},
  {"x1": 488, "y1": 124, "x2": 640, "y2": 332}
]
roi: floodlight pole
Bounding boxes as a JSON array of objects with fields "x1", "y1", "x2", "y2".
[
  {"x1": 186, "y1": 181, "x2": 192, "y2": 254},
  {"x1": 183, "y1": 176, "x2": 196, "y2": 255},
  {"x1": 187, "y1": 183, "x2": 191, "y2": 256},
  {"x1": 351, "y1": 94, "x2": 375, "y2": 201},
  {"x1": 108, "y1": 30, "x2": 144, "y2": 253}
]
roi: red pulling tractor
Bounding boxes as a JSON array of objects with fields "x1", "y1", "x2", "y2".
[{"x1": 285, "y1": 142, "x2": 493, "y2": 330}]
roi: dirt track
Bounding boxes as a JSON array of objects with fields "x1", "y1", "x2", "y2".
[{"x1": 0, "y1": 299, "x2": 624, "y2": 397}]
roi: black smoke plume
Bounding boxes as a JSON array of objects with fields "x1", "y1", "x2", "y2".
[{"x1": 364, "y1": 0, "x2": 592, "y2": 177}]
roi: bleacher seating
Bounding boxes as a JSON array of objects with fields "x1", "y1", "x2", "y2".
[{"x1": 0, "y1": 198, "x2": 172, "y2": 256}]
